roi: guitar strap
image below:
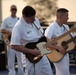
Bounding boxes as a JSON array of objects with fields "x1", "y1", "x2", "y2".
[
  {"x1": 63, "y1": 25, "x2": 73, "y2": 38},
  {"x1": 33, "y1": 23, "x2": 44, "y2": 36}
]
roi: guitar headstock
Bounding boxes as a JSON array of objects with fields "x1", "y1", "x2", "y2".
[{"x1": 70, "y1": 27, "x2": 76, "y2": 32}]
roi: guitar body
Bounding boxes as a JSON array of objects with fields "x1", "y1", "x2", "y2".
[
  {"x1": 3, "y1": 34, "x2": 11, "y2": 44},
  {"x1": 25, "y1": 36, "x2": 47, "y2": 63},
  {"x1": 46, "y1": 35, "x2": 74, "y2": 62}
]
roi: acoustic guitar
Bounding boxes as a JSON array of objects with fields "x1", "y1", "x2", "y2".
[
  {"x1": 25, "y1": 27, "x2": 76, "y2": 63},
  {"x1": 46, "y1": 35, "x2": 76, "y2": 62}
]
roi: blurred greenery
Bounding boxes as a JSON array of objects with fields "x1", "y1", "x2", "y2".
[{"x1": 23, "y1": 0, "x2": 58, "y2": 25}]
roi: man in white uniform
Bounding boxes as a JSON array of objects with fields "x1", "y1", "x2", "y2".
[
  {"x1": 0, "y1": 5, "x2": 24, "y2": 75},
  {"x1": 45, "y1": 8, "x2": 71, "y2": 75},
  {"x1": 10, "y1": 6, "x2": 65, "y2": 75}
]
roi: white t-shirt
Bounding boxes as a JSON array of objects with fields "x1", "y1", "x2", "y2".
[{"x1": 0, "y1": 16, "x2": 19, "y2": 32}]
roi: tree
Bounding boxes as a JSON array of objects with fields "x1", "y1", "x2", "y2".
[{"x1": 23, "y1": 0, "x2": 58, "y2": 24}]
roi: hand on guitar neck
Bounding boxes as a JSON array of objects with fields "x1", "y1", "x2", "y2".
[{"x1": 0, "y1": 29, "x2": 11, "y2": 36}]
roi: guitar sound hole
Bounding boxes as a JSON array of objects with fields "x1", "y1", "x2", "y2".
[
  {"x1": 61, "y1": 41, "x2": 68, "y2": 49},
  {"x1": 56, "y1": 50, "x2": 59, "y2": 52}
]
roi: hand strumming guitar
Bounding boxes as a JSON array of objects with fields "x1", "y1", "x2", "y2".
[
  {"x1": 28, "y1": 49, "x2": 41, "y2": 56},
  {"x1": 56, "y1": 46, "x2": 66, "y2": 54}
]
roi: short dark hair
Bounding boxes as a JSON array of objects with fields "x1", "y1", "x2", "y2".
[
  {"x1": 56, "y1": 8, "x2": 69, "y2": 17},
  {"x1": 57, "y1": 8, "x2": 69, "y2": 13},
  {"x1": 22, "y1": 6, "x2": 36, "y2": 17}
]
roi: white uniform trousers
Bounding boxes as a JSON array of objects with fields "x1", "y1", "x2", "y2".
[
  {"x1": 22, "y1": 55, "x2": 53, "y2": 75},
  {"x1": 7, "y1": 46, "x2": 25, "y2": 75},
  {"x1": 54, "y1": 53, "x2": 70, "y2": 75}
]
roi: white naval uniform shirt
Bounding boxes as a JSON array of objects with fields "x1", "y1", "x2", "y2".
[
  {"x1": 45, "y1": 20, "x2": 70, "y2": 39},
  {"x1": 11, "y1": 17, "x2": 44, "y2": 46},
  {"x1": 11, "y1": 17, "x2": 44, "y2": 66},
  {"x1": 0, "y1": 16, "x2": 19, "y2": 32}
]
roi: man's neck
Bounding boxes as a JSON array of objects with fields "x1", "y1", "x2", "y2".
[
  {"x1": 11, "y1": 15, "x2": 16, "y2": 18},
  {"x1": 56, "y1": 20, "x2": 63, "y2": 27}
]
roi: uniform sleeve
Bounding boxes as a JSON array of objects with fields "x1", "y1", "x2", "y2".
[
  {"x1": 44, "y1": 25, "x2": 54, "y2": 39},
  {"x1": 10, "y1": 25, "x2": 22, "y2": 45},
  {"x1": 0, "y1": 19, "x2": 7, "y2": 29}
]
